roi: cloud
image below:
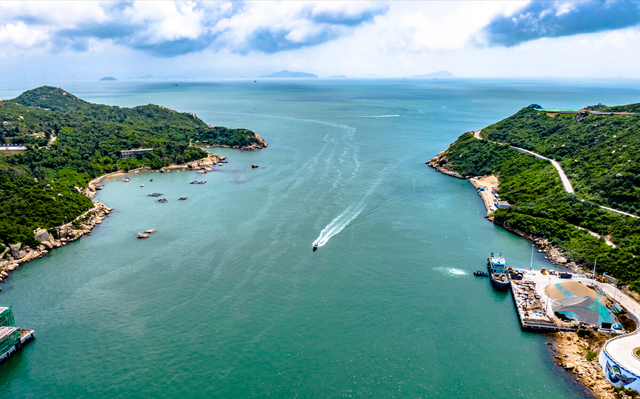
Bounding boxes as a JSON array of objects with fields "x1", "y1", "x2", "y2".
[
  {"x1": 0, "y1": 1, "x2": 387, "y2": 57},
  {"x1": 483, "y1": 0, "x2": 640, "y2": 47}
]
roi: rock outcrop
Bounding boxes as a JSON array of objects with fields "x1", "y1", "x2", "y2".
[
  {"x1": 426, "y1": 150, "x2": 465, "y2": 179},
  {"x1": 0, "y1": 201, "x2": 112, "y2": 282}
]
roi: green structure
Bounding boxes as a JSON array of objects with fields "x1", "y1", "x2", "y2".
[
  {"x1": 0, "y1": 307, "x2": 14, "y2": 327},
  {"x1": 0, "y1": 327, "x2": 20, "y2": 357}
]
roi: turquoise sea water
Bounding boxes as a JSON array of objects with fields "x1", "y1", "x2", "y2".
[{"x1": 2, "y1": 79, "x2": 640, "y2": 398}]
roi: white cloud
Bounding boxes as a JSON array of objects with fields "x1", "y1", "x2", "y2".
[{"x1": 0, "y1": 22, "x2": 48, "y2": 48}]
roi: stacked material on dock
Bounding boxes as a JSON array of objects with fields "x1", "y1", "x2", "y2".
[
  {"x1": 0, "y1": 307, "x2": 15, "y2": 327},
  {"x1": 512, "y1": 280, "x2": 566, "y2": 330}
]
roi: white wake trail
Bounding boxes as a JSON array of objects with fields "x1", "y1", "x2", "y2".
[
  {"x1": 355, "y1": 114, "x2": 400, "y2": 118},
  {"x1": 313, "y1": 206, "x2": 364, "y2": 248}
]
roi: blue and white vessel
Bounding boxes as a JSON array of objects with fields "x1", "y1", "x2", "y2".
[{"x1": 487, "y1": 252, "x2": 510, "y2": 290}]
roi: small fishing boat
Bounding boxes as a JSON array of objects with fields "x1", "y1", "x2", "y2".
[{"x1": 474, "y1": 270, "x2": 488, "y2": 277}]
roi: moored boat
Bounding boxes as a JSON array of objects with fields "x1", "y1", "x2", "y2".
[
  {"x1": 487, "y1": 252, "x2": 510, "y2": 290},
  {"x1": 474, "y1": 270, "x2": 488, "y2": 277}
]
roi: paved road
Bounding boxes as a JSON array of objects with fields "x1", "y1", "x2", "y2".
[
  {"x1": 598, "y1": 282, "x2": 640, "y2": 376},
  {"x1": 511, "y1": 146, "x2": 575, "y2": 193},
  {"x1": 472, "y1": 132, "x2": 638, "y2": 218}
]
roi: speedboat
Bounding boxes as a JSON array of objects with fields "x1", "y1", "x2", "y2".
[
  {"x1": 474, "y1": 270, "x2": 489, "y2": 277},
  {"x1": 312, "y1": 245, "x2": 318, "y2": 252}
]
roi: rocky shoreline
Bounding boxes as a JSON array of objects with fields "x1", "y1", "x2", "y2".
[
  {"x1": 0, "y1": 151, "x2": 237, "y2": 290},
  {"x1": 199, "y1": 133, "x2": 268, "y2": 151},
  {"x1": 0, "y1": 201, "x2": 113, "y2": 289},
  {"x1": 551, "y1": 332, "x2": 617, "y2": 399},
  {"x1": 427, "y1": 152, "x2": 622, "y2": 399},
  {"x1": 426, "y1": 152, "x2": 587, "y2": 273}
]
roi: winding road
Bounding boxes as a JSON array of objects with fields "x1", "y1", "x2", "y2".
[
  {"x1": 597, "y1": 282, "x2": 640, "y2": 378},
  {"x1": 473, "y1": 131, "x2": 638, "y2": 219}
]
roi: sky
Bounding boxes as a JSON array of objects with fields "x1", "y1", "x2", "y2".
[{"x1": 1, "y1": 0, "x2": 640, "y2": 81}]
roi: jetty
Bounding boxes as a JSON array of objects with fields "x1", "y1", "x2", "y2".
[
  {"x1": 506, "y1": 269, "x2": 625, "y2": 333},
  {"x1": 0, "y1": 307, "x2": 34, "y2": 364},
  {"x1": 510, "y1": 277, "x2": 575, "y2": 332}
]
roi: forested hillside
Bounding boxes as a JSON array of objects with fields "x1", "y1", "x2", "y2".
[
  {"x1": 435, "y1": 104, "x2": 640, "y2": 290},
  {"x1": 480, "y1": 106, "x2": 640, "y2": 212},
  {"x1": 0, "y1": 86, "x2": 262, "y2": 247}
]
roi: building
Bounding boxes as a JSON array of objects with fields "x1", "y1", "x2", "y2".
[{"x1": 120, "y1": 148, "x2": 153, "y2": 159}]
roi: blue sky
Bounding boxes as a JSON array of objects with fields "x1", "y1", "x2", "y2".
[{"x1": 1, "y1": 1, "x2": 639, "y2": 81}]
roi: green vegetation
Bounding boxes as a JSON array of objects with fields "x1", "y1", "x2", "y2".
[
  {"x1": 0, "y1": 86, "x2": 261, "y2": 247},
  {"x1": 438, "y1": 104, "x2": 640, "y2": 289},
  {"x1": 613, "y1": 386, "x2": 640, "y2": 398},
  {"x1": 481, "y1": 106, "x2": 640, "y2": 212}
]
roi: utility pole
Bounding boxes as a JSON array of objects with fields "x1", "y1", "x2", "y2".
[
  {"x1": 592, "y1": 258, "x2": 597, "y2": 288},
  {"x1": 546, "y1": 277, "x2": 551, "y2": 314}
]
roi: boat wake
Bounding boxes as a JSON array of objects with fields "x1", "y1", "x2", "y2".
[
  {"x1": 355, "y1": 114, "x2": 400, "y2": 118},
  {"x1": 434, "y1": 267, "x2": 467, "y2": 277},
  {"x1": 312, "y1": 205, "x2": 364, "y2": 249}
]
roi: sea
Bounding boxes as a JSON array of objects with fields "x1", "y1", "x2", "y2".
[{"x1": 1, "y1": 78, "x2": 640, "y2": 398}]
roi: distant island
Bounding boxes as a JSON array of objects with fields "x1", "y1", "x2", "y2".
[
  {"x1": 260, "y1": 70, "x2": 318, "y2": 78},
  {"x1": 0, "y1": 86, "x2": 265, "y2": 273},
  {"x1": 414, "y1": 71, "x2": 455, "y2": 79},
  {"x1": 329, "y1": 75, "x2": 347, "y2": 78},
  {"x1": 99, "y1": 76, "x2": 117, "y2": 81}
]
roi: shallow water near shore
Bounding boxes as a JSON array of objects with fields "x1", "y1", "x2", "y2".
[{"x1": 2, "y1": 79, "x2": 640, "y2": 398}]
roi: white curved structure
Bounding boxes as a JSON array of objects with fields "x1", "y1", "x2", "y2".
[{"x1": 599, "y1": 283, "x2": 640, "y2": 390}]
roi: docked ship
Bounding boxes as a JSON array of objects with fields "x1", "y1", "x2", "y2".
[{"x1": 487, "y1": 252, "x2": 510, "y2": 290}]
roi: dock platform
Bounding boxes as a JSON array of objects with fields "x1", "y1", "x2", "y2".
[
  {"x1": 0, "y1": 326, "x2": 34, "y2": 364},
  {"x1": 510, "y1": 278, "x2": 577, "y2": 332}
]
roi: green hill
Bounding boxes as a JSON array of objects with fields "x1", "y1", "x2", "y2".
[
  {"x1": 434, "y1": 104, "x2": 640, "y2": 290},
  {"x1": 0, "y1": 86, "x2": 263, "y2": 247}
]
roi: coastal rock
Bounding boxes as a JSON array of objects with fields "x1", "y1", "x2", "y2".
[
  {"x1": 10, "y1": 243, "x2": 26, "y2": 260},
  {"x1": 41, "y1": 240, "x2": 54, "y2": 250},
  {"x1": 34, "y1": 228, "x2": 52, "y2": 243},
  {"x1": 426, "y1": 151, "x2": 465, "y2": 179}
]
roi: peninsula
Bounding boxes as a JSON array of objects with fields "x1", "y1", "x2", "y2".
[
  {"x1": 0, "y1": 86, "x2": 266, "y2": 280},
  {"x1": 429, "y1": 103, "x2": 640, "y2": 398},
  {"x1": 429, "y1": 103, "x2": 640, "y2": 289}
]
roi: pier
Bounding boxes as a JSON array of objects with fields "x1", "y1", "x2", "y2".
[
  {"x1": 510, "y1": 277, "x2": 576, "y2": 332},
  {"x1": 507, "y1": 270, "x2": 626, "y2": 334},
  {"x1": 0, "y1": 307, "x2": 34, "y2": 364}
]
